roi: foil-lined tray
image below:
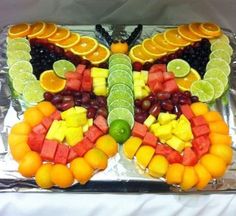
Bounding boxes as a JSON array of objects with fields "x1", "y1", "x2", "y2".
[{"x1": 0, "y1": 25, "x2": 236, "y2": 193}]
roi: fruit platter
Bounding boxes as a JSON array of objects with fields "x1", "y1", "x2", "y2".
[{"x1": 0, "y1": 21, "x2": 236, "y2": 193}]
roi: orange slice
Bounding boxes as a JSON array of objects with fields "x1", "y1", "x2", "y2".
[
  {"x1": 8, "y1": 23, "x2": 31, "y2": 38},
  {"x1": 39, "y1": 70, "x2": 66, "y2": 93},
  {"x1": 129, "y1": 44, "x2": 153, "y2": 64},
  {"x1": 71, "y1": 36, "x2": 98, "y2": 56},
  {"x1": 55, "y1": 33, "x2": 81, "y2": 48},
  {"x1": 48, "y1": 27, "x2": 70, "y2": 42},
  {"x1": 189, "y1": 23, "x2": 212, "y2": 38},
  {"x1": 164, "y1": 29, "x2": 191, "y2": 47},
  {"x1": 37, "y1": 23, "x2": 58, "y2": 39},
  {"x1": 175, "y1": 68, "x2": 201, "y2": 91},
  {"x1": 199, "y1": 22, "x2": 222, "y2": 37},
  {"x1": 152, "y1": 33, "x2": 179, "y2": 52},
  {"x1": 142, "y1": 38, "x2": 167, "y2": 58},
  {"x1": 84, "y1": 44, "x2": 110, "y2": 65},
  {"x1": 28, "y1": 22, "x2": 46, "y2": 39},
  {"x1": 178, "y1": 25, "x2": 201, "y2": 42}
]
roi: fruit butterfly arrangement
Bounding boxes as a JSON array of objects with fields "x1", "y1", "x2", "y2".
[{"x1": 6, "y1": 21, "x2": 233, "y2": 191}]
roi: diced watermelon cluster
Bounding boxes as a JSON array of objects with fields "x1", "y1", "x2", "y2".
[
  {"x1": 27, "y1": 110, "x2": 108, "y2": 165},
  {"x1": 65, "y1": 64, "x2": 93, "y2": 92},
  {"x1": 147, "y1": 64, "x2": 179, "y2": 94}
]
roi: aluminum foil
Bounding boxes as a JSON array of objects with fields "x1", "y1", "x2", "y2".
[{"x1": 0, "y1": 25, "x2": 236, "y2": 193}]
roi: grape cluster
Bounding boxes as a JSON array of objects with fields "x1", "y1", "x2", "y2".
[
  {"x1": 29, "y1": 39, "x2": 85, "y2": 79},
  {"x1": 44, "y1": 90, "x2": 108, "y2": 119},
  {"x1": 134, "y1": 91, "x2": 199, "y2": 123}
]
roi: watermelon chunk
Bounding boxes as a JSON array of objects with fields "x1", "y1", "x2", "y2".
[
  {"x1": 142, "y1": 132, "x2": 158, "y2": 147},
  {"x1": 192, "y1": 135, "x2": 210, "y2": 158},
  {"x1": 153, "y1": 81, "x2": 164, "y2": 94},
  {"x1": 93, "y1": 115, "x2": 108, "y2": 133},
  {"x1": 149, "y1": 64, "x2": 167, "y2": 73},
  {"x1": 166, "y1": 151, "x2": 183, "y2": 164},
  {"x1": 180, "y1": 104, "x2": 194, "y2": 120},
  {"x1": 67, "y1": 148, "x2": 78, "y2": 163},
  {"x1": 65, "y1": 71, "x2": 82, "y2": 80},
  {"x1": 28, "y1": 132, "x2": 45, "y2": 153},
  {"x1": 148, "y1": 72, "x2": 164, "y2": 83},
  {"x1": 163, "y1": 79, "x2": 179, "y2": 93},
  {"x1": 132, "y1": 122, "x2": 148, "y2": 138},
  {"x1": 182, "y1": 147, "x2": 198, "y2": 166},
  {"x1": 66, "y1": 79, "x2": 81, "y2": 91},
  {"x1": 73, "y1": 137, "x2": 94, "y2": 157},
  {"x1": 76, "y1": 64, "x2": 86, "y2": 75},
  {"x1": 54, "y1": 144, "x2": 70, "y2": 165},
  {"x1": 50, "y1": 110, "x2": 61, "y2": 121},
  {"x1": 191, "y1": 116, "x2": 207, "y2": 127},
  {"x1": 85, "y1": 125, "x2": 103, "y2": 142},
  {"x1": 32, "y1": 123, "x2": 47, "y2": 134},
  {"x1": 155, "y1": 143, "x2": 173, "y2": 156},
  {"x1": 40, "y1": 140, "x2": 58, "y2": 161},
  {"x1": 163, "y1": 72, "x2": 175, "y2": 81},
  {"x1": 41, "y1": 117, "x2": 53, "y2": 130},
  {"x1": 192, "y1": 125, "x2": 210, "y2": 137}
]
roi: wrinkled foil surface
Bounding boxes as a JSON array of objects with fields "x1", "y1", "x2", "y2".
[{"x1": 0, "y1": 25, "x2": 236, "y2": 193}]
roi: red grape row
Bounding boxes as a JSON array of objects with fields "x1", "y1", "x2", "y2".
[
  {"x1": 134, "y1": 91, "x2": 199, "y2": 123},
  {"x1": 44, "y1": 90, "x2": 108, "y2": 119}
]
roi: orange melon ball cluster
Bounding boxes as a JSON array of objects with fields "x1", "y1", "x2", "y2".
[
  {"x1": 8, "y1": 101, "x2": 118, "y2": 189},
  {"x1": 123, "y1": 102, "x2": 232, "y2": 191}
]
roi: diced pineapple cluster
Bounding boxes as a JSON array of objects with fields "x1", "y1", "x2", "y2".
[
  {"x1": 91, "y1": 67, "x2": 109, "y2": 96},
  {"x1": 145, "y1": 113, "x2": 193, "y2": 152},
  {"x1": 47, "y1": 106, "x2": 93, "y2": 146},
  {"x1": 133, "y1": 71, "x2": 151, "y2": 99}
]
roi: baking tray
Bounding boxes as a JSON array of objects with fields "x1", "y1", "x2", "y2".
[{"x1": 0, "y1": 24, "x2": 236, "y2": 193}]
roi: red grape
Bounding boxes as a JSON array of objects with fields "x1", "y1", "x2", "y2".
[
  {"x1": 161, "y1": 100, "x2": 173, "y2": 112},
  {"x1": 142, "y1": 99, "x2": 151, "y2": 111},
  {"x1": 62, "y1": 95, "x2": 74, "y2": 103},
  {"x1": 183, "y1": 91, "x2": 191, "y2": 98},
  {"x1": 134, "y1": 99, "x2": 142, "y2": 107},
  {"x1": 61, "y1": 101, "x2": 74, "y2": 111},
  {"x1": 96, "y1": 107, "x2": 108, "y2": 118},
  {"x1": 135, "y1": 107, "x2": 142, "y2": 114},
  {"x1": 74, "y1": 98, "x2": 82, "y2": 106},
  {"x1": 156, "y1": 92, "x2": 171, "y2": 100},
  {"x1": 97, "y1": 96, "x2": 107, "y2": 107},
  {"x1": 149, "y1": 103, "x2": 161, "y2": 117},
  {"x1": 191, "y1": 96, "x2": 199, "y2": 103},
  {"x1": 43, "y1": 92, "x2": 54, "y2": 101},
  {"x1": 51, "y1": 94, "x2": 63, "y2": 105},
  {"x1": 81, "y1": 92, "x2": 90, "y2": 104},
  {"x1": 147, "y1": 94, "x2": 156, "y2": 103},
  {"x1": 61, "y1": 90, "x2": 72, "y2": 96},
  {"x1": 135, "y1": 112, "x2": 148, "y2": 123},
  {"x1": 87, "y1": 107, "x2": 97, "y2": 119}
]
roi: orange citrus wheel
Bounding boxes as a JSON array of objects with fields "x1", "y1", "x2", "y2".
[
  {"x1": 37, "y1": 23, "x2": 58, "y2": 39},
  {"x1": 84, "y1": 44, "x2": 110, "y2": 65},
  {"x1": 178, "y1": 25, "x2": 202, "y2": 42},
  {"x1": 56, "y1": 33, "x2": 81, "y2": 48},
  {"x1": 110, "y1": 41, "x2": 129, "y2": 54},
  {"x1": 142, "y1": 38, "x2": 167, "y2": 58},
  {"x1": 152, "y1": 33, "x2": 179, "y2": 52},
  {"x1": 199, "y1": 22, "x2": 222, "y2": 37},
  {"x1": 71, "y1": 36, "x2": 98, "y2": 56},
  {"x1": 48, "y1": 27, "x2": 71, "y2": 42},
  {"x1": 175, "y1": 68, "x2": 201, "y2": 91},
  {"x1": 164, "y1": 29, "x2": 191, "y2": 47},
  {"x1": 189, "y1": 23, "x2": 212, "y2": 38},
  {"x1": 129, "y1": 44, "x2": 153, "y2": 64},
  {"x1": 8, "y1": 23, "x2": 31, "y2": 38},
  {"x1": 39, "y1": 70, "x2": 66, "y2": 93},
  {"x1": 28, "y1": 22, "x2": 46, "y2": 39}
]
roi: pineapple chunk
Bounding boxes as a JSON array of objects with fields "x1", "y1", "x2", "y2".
[
  {"x1": 144, "y1": 115, "x2": 156, "y2": 128},
  {"x1": 91, "y1": 67, "x2": 109, "y2": 78},
  {"x1": 66, "y1": 112, "x2": 87, "y2": 127},
  {"x1": 87, "y1": 118, "x2": 93, "y2": 127},
  {"x1": 46, "y1": 120, "x2": 66, "y2": 142},
  {"x1": 141, "y1": 88, "x2": 149, "y2": 98},
  {"x1": 155, "y1": 124, "x2": 172, "y2": 140},
  {"x1": 134, "y1": 87, "x2": 143, "y2": 99},
  {"x1": 144, "y1": 85, "x2": 151, "y2": 94},
  {"x1": 158, "y1": 112, "x2": 177, "y2": 125},
  {"x1": 93, "y1": 77, "x2": 106, "y2": 87},
  {"x1": 61, "y1": 107, "x2": 76, "y2": 120},
  {"x1": 166, "y1": 135, "x2": 185, "y2": 152},
  {"x1": 184, "y1": 142, "x2": 192, "y2": 148},
  {"x1": 140, "y1": 70, "x2": 148, "y2": 83},
  {"x1": 65, "y1": 127, "x2": 83, "y2": 146},
  {"x1": 82, "y1": 124, "x2": 89, "y2": 133},
  {"x1": 150, "y1": 122, "x2": 160, "y2": 135},
  {"x1": 133, "y1": 72, "x2": 141, "y2": 80},
  {"x1": 134, "y1": 80, "x2": 146, "y2": 87},
  {"x1": 94, "y1": 86, "x2": 108, "y2": 96},
  {"x1": 74, "y1": 106, "x2": 87, "y2": 114}
]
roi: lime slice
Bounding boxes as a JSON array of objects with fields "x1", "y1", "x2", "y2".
[
  {"x1": 211, "y1": 41, "x2": 233, "y2": 56},
  {"x1": 109, "y1": 83, "x2": 134, "y2": 95},
  {"x1": 108, "y1": 108, "x2": 134, "y2": 128},
  {"x1": 108, "y1": 72, "x2": 133, "y2": 88},
  {"x1": 206, "y1": 58, "x2": 230, "y2": 76},
  {"x1": 210, "y1": 34, "x2": 230, "y2": 44},
  {"x1": 109, "y1": 53, "x2": 131, "y2": 63},
  {"x1": 109, "y1": 58, "x2": 132, "y2": 70},
  {"x1": 109, "y1": 69, "x2": 133, "y2": 80},
  {"x1": 209, "y1": 49, "x2": 231, "y2": 64},
  {"x1": 23, "y1": 80, "x2": 45, "y2": 104},
  {"x1": 7, "y1": 37, "x2": 30, "y2": 45},
  {"x1": 7, "y1": 42, "x2": 31, "y2": 52},
  {"x1": 204, "y1": 68, "x2": 228, "y2": 88},
  {"x1": 108, "y1": 99, "x2": 134, "y2": 115},
  {"x1": 107, "y1": 90, "x2": 134, "y2": 106},
  {"x1": 190, "y1": 80, "x2": 215, "y2": 102},
  {"x1": 204, "y1": 78, "x2": 224, "y2": 100},
  {"x1": 109, "y1": 64, "x2": 132, "y2": 74},
  {"x1": 7, "y1": 51, "x2": 32, "y2": 67},
  {"x1": 9, "y1": 60, "x2": 33, "y2": 79},
  {"x1": 13, "y1": 72, "x2": 36, "y2": 93},
  {"x1": 53, "y1": 60, "x2": 76, "y2": 78},
  {"x1": 167, "y1": 59, "x2": 190, "y2": 77}
]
